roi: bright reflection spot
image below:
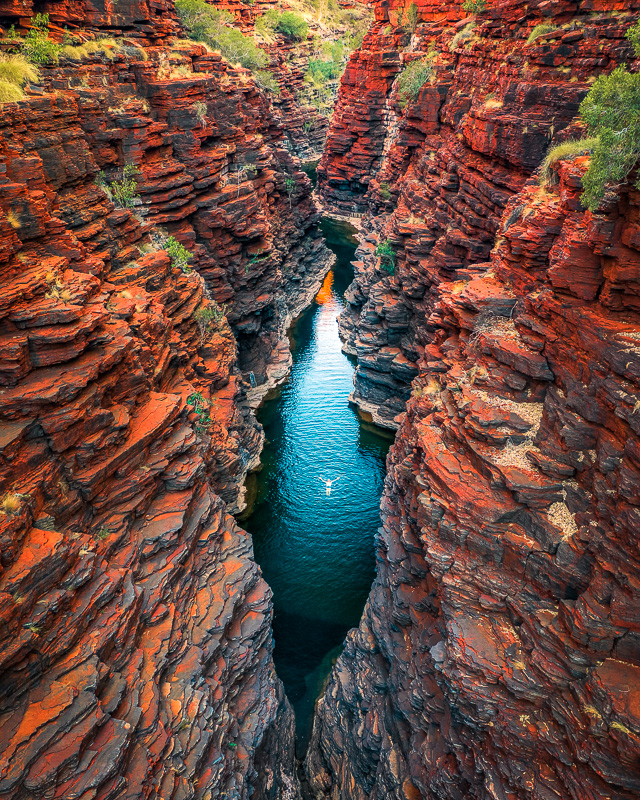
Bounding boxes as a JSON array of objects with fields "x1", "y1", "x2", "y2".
[{"x1": 315, "y1": 269, "x2": 334, "y2": 305}]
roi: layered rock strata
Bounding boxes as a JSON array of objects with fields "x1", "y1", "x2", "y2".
[
  {"x1": 306, "y1": 2, "x2": 640, "y2": 799},
  {"x1": 0, "y1": 4, "x2": 332, "y2": 798}
]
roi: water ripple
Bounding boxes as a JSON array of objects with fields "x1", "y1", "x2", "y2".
[{"x1": 241, "y1": 219, "x2": 392, "y2": 749}]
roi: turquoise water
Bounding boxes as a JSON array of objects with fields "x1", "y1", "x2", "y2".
[{"x1": 242, "y1": 219, "x2": 392, "y2": 749}]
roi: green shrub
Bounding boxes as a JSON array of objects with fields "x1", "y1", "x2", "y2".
[
  {"x1": 22, "y1": 14, "x2": 61, "y2": 64},
  {"x1": 216, "y1": 26, "x2": 269, "y2": 70},
  {"x1": 187, "y1": 391, "x2": 212, "y2": 432},
  {"x1": 626, "y1": 18, "x2": 640, "y2": 56},
  {"x1": 176, "y1": 0, "x2": 268, "y2": 72},
  {"x1": 526, "y1": 23, "x2": 556, "y2": 45},
  {"x1": 347, "y1": 29, "x2": 364, "y2": 50},
  {"x1": 403, "y1": 2, "x2": 419, "y2": 32},
  {"x1": 307, "y1": 58, "x2": 341, "y2": 83},
  {"x1": 450, "y1": 22, "x2": 475, "y2": 51},
  {"x1": 97, "y1": 163, "x2": 141, "y2": 208},
  {"x1": 112, "y1": 163, "x2": 140, "y2": 208},
  {"x1": 255, "y1": 9, "x2": 279, "y2": 37},
  {"x1": 462, "y1": 0, "x2": 485, "y2": 13},
  {"x1": 275, "y1": 11, "x2": 309, "y2": 41},
  {"x1": 539, "y1": 138, "x2": 599, "y2": 185},
  {"x1": 379, "y1": 181, "x2": 391, "y2": 200},
  {"x1": 578, "y1": 65, "x2": 640, "y2": 210},
  {"x1": 254, "y1": 69, "x2": 280, "y2": 93},
  {"x1": 376, "y1": 238, "x2": 395, "y2": 273},
  {"x1": 397, "y1": 56, "x2": 433, "y2": 106},
  {"x1": 166, "y1": 235, "x2": 193, "y2": 273}
]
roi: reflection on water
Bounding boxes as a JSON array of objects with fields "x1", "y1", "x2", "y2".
[{"x1": 241, "y1": 219, "x2": 392, "y2": 750}]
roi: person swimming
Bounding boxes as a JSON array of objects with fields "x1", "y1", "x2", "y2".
[{"x1": 318, "y1": 476, "x2": 340, "y2": 496}]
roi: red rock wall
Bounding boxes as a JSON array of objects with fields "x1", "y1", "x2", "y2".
[
  {"x1": 0, "y1": 6, "x2": 332, "y2": 798},
  {"x1": 0, "y1": 0, "x2": 180, "y2": 40},
  {"x1": 306, "y1": 2, "x2": 640, "y2": 799}
]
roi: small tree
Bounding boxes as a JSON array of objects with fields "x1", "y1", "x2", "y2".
[
  {"x1": 194, "y1": 301, "x2": 228, "y2": 339},
  {"x1": 404, "y1": 2, "x2": 419, "y2": 33},
  {"x1": 22, "y1": 14, "x2": 61, "y2": 64},
  {"x1": 284, "y1": 175, "x2": 295, "y2": 207},
  {"x1": 166, "y1": 236, "x2": 194, "y2": 273},
  {"x1": 276, "y1": 12, "x2": 309, "y2": 41},
  {"x1": 96, "y1": 163, "x2": 141, "y2": 209},
  {"x1": 578, "y1": 65, "x2": 640, "y2": 211}
]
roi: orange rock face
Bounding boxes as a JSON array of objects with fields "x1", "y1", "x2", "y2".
[
  {"x1": 306, "y1": 3, "x2": 640, "y2": 800},
  {"x1": 0, "y1": 4, "x2": 333, "y2": 798}
]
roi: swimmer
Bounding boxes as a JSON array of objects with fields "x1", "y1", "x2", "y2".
[{"x1": 318, "y1": 476, "x2": 340, "y2": 496}]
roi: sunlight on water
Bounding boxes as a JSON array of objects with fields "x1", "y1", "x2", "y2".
[{"x1": 241, "y1": 219, "x2": 392, "y2": 750}]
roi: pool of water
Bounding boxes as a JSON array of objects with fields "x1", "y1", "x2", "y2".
[{"x1": 241, "y1": 218, "x2": 392, "y2": 750}]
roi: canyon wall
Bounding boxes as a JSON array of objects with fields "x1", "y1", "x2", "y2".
[
  {"x1": 306, "y1": 1, "x2": 640, "y2": 799},
  {"x1": 0, "y1": 2, "x2": 332, "y2": 797}
]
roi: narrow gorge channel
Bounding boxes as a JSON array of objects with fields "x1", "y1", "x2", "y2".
[
  {"x1": 241, "y1": 218, "x2": 392, "y2": 751},
  {"x1": 2, "y1": 3, "x2": 640, "y2": 800}
]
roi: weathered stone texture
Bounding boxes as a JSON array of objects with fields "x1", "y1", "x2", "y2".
[
  {"x1": 0, "y1": 7, "x2": 332, "y2": 798},
  {"x1": 306, "y1": 3, "x2": 640, "y2": 800}
]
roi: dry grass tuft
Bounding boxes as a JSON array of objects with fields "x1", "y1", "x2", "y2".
[
  {"x1": 0, "y1": 80, "x2": 24, "y2": 103},
  {"x1": 547, "y1": 501, "x2": 578, "y2": 539},
  {"x1": 1, "y1": 493, "x2": 22, "y2": 515},
  {"x1": 527, "y1": 24, "x2": 557, "y2": 44},
  {"x1": 0, "y1": 53, "x2": 39, "y2": 87},
  {"x1": 492, "y1": 439, "x2": 538, "y2": 469},
  {"x1": 6, "y1": 209, "x2": 20, "y2": 229},
  {"x1": 0, "y1": 53, "x2": 40, "y2": 104},
  {"x1": 474, "y1": 389, "x2": 543, "y2": 433},
  {"x1": 539, "y1": 138, "x2": 598, "y2": 185},
  {"x1": 61, "y1": 39, "x2": 119, "y2": 61}
]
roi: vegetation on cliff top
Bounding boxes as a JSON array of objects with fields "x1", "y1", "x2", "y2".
[
  {"x1": 256, "y1": 9, "x2": 309, "y2": 40},
  {"x1": 571, "y1": 20, "x2": 640, "y2": 210},
  {"x1": 176, "y1": 0, "x2": 275, "y2": 79}
]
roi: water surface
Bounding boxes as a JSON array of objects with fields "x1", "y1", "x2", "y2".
[{"x1": 242, "y1": 219, "x2": 391, "y2": 749}]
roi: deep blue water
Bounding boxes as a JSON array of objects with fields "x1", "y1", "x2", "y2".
[{"x1": 241, "y1": 218, "x2": 392, "y2": 749}]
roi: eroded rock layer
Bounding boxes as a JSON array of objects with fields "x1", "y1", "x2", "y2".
[
  {"x1": 306, "y1": 2, "x2": 640, "y2": 799},
  {"x1": 0, "y1": 4, "x2": 332, "y2": 798}
]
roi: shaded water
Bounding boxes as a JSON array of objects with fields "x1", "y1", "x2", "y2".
[{"x1": 241, "y1": 219, "x2": 392, "y2": 749}]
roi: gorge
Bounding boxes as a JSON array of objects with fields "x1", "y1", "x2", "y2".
[{"x1": 1, "y1": 2, "x2": 640, "y2": 800}]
